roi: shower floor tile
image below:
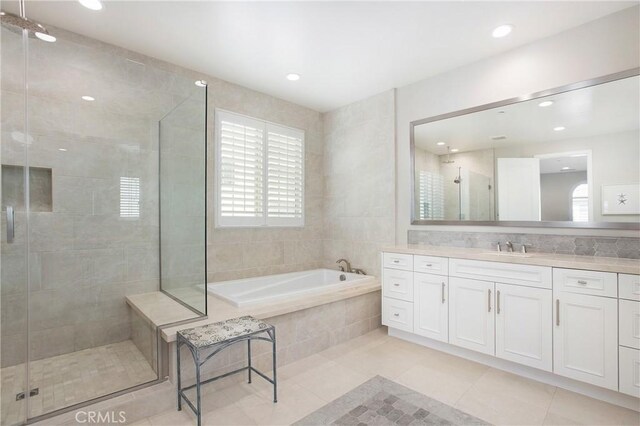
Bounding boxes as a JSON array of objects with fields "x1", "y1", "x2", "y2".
[{"x1": 1, "y1": 340, "x2": 157, "y2": 425}]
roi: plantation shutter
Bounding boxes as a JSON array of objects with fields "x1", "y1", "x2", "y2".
[
  {"x1": 418, "y1": 171, "x2": 444, "y2": 220},
  {"x1": 266, "y1": 124, "x2": 304, "y2": 226},
  {"x1": 215, "y1": 110, "x2": 305, "y2": 227},
  {"x1": 216, "y1": 111, "x2": 265, "y2": 227}
]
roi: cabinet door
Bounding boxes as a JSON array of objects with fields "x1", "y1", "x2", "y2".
[
  {"x1": 553, "y1": 292, "x2": 618, "y2": 390},
  {"x1": 495, "y1": 283, "x2": 552, "y2": 371},
  {"x1": 414, "y1": 273, "x2": 448, "y2": 342},
  {"x1": 449, "y1": 277, "x2": 495, "y2": 355}
]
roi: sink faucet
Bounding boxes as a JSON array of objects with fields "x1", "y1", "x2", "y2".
[
  {"x1": 505, "y1": 241, "x2": 514, "y2": 252},
  {"x1": 336, "y1": 259, "x2": 352, "y2": 273}
]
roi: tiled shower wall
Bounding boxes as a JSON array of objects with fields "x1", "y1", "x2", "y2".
[
  {"x1": 407, "y1": 230, "x2": 640, "y2": 259},
  {"x1": 322, "y1": 90, "x2": 397, "y2": 275}
]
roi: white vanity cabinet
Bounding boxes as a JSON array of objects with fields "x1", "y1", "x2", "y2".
[
  {"x1": 553, "y1": 289, "x2": 618, "y2": 390},
  {"x1": 495, "y1": 283, "x2": 553, "y2": 371},
  {"x1": 619, "y1": 274, "x2": 640, "y2": 397},
  {"x1": 381, "y1": 250, "x2": 640, "y2": 400},
  {"x1": 448, "y1": 277, "x2": 495, "y2": 355},
  {"x1": 414, "y1": 273, "x2": 448, "y2": 342}
]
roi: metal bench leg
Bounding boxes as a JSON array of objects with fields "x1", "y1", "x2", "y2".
[
  {"x1": 195, "y1": 351, "x2": 202, "y2": 426},
  {"x1": 247, "y1": 339, "x2": 252, "y2": 384},
  {"x1": 272, "y1": 329, "x2": 277, "y2": 403},
  {"x1": 177, "y1": 341, "x2": 182, "y2": 411}
]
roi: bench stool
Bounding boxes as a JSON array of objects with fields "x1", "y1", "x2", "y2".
[{"x1": 176, "y1": 316, "x2": 277, "y2": 426}]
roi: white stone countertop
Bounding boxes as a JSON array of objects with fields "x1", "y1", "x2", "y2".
[
  {"x1": 383, "y1": 244, "x2": 640, "y2": 275},
  {"x1": 127, "y1": 276, "x2": 381, "y2": 343}
]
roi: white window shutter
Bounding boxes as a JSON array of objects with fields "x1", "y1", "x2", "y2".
[
  {"x1": 120, "y1": 177, "x2": 140, "y2": 218},
  {"x1": 266, "y1": 124, "x2": 304, "y2": 227},
  {"x1": 216, "y1": 111, "x2": 265, "y2": 227},
  {"x1": 215, "y1": 110, "x2": 305, "y2": 228}
]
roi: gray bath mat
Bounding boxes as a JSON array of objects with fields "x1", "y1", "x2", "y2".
[{"x1": 294, "y1": 376, "x2": 489, "y2": 425}]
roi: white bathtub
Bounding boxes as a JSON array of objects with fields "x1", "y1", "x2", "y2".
[{"x1": 207, "y1": 269, "x2": 371, "y2": 307}]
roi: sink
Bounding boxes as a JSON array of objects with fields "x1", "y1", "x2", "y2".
[{"x1": 482, "y1": 251, "x2": 534, "y2": 258}]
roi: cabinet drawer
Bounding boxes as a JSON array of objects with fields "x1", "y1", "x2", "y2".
[
  {"x1": 449, "y1": 258, "x2": 551, "y2": 289},
  {"x1": 553, "y1": 268, "x2": 617, "y2": 297},
  {"x1": 382, "y1": 297, "x2": 413, "y2": 332},
  {"x1": 620, "y1": 274, "x2": 640, "y2": 301},
  {"x1": 414, "y1": 255, "x2": 448, "y2": 276},
  {"x1": 383, "y1": 268, "x2": 414, "y2": 301},
  {"x1": 619, "y1": 346, "x2": 640, "y2": 398},
  {"x1": 620, "y1": 299, "x2": 640, "y2": 349},
  {"x1": 383, "y1": 252, "x2": 413, "y2": 271}
]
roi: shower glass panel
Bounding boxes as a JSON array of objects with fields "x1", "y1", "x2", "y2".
[
  {"x1": 1, "y1": 3, "x2": 207, "y2": 422},
  {"x1": 159, "y1": 87, "x2": 207, "y2": 315},
  {"x1": 1, "y1": 12, "x2": 28, "y2": 426}
]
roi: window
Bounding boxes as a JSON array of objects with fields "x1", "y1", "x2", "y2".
[
  {"x1": 215, "y1": 110, "x2": 304, "y2": 227},
  {"x1": 418, "y1": 171, "x2": 444, "y2": 220},
  {"x1": 572, "y1": 183, "x2": 589, "y2": 222},
  {"x1": 120, "y1": 177, "x2": 140, "y2": 218}
]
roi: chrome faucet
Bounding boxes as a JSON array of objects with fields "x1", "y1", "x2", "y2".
[
  {"x1": 352, "y1": 268, "x2": 367, "y2": 275},
  {"x1": 495, "y1": 242, "x2": 501, "y2": 252},
  {"x1": 336, "y1": 259, "x2": 352, "y2": 273},
  {"x1": 505, "y1": 241, "x2": 514, "y2": 252}
]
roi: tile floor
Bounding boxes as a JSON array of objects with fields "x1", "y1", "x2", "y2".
[
  {"x1": 37, "y1": 328, "x2": 639, "y2": 426},
  {"x1": 2, "y1": 340, "x2": 157, "y2": 425}
]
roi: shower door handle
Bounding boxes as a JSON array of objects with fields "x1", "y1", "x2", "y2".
[{"x1": 6, "y1": 206, "x2": 15, "y2": 243}]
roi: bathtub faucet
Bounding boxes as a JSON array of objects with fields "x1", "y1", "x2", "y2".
[{"x1": 336, "y1": 258, "x2": 352, "y2": 273}]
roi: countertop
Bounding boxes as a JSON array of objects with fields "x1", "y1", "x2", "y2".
[{"x1": 383, "y1": 244, "x2": 640, "y2": 274}]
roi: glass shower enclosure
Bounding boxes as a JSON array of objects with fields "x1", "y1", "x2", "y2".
[{"x1": 1, "y1": 3, "x2": 207, "y2": 423}]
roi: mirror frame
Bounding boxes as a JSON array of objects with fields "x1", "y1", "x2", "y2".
[{"x1": 410, "y1": 67, "x2": 640, "y2": 230}]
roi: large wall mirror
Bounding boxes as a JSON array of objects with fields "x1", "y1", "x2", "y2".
[{"x1": 411, "y1": 69, "x2": 640, "y2": 229}]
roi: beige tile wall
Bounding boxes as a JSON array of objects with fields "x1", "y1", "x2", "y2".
[
  {"x1": 172, "y1": 291, "x2": 382, "y2": 383},
  {"x1": 322, "y1": 90, "x2": 397, "y2": 276}
]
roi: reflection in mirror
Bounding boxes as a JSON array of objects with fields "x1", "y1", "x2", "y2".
[{"x1": 412, "y1": 72, "x2": 639, "y2": 227}]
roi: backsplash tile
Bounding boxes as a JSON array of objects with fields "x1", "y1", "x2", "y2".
[{"x1": 407, "y1": 230, "x2": 640, "y2": 259}]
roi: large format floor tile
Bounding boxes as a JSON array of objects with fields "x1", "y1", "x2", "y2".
[{"x1": 33, "y1": 328, "x2": 640, "y2": 426}]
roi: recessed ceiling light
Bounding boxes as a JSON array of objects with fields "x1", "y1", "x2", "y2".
[
  {"x1": 81, "y1": 95, "x2": 95, "y2": 101},
  {"x1": 561, "y1": 166, "x2": 570, "y2": 170},
  {"x1": 286, "y1": 73, "x2": 301, "y2": 81},
  {"x1": 538, "y1": 100, "x2": 554, "y2": 107},
  {"x1": 450, "y1": 148, "x2": 459, "y2": 153},
  {"x1": 195, "y1": 80, "x2": 207, "y2": 87},
  {"x1": 436, "y1": 141, "x2": 446, "y2": 146},
  {"x1": 78, "y1": 0, "x2": 103, "y2": 11},
  {"x1": 553, "y1": 126, "x2": 566, "y2": 131},
  {"x1": 35, "y1": 32, "x2": 56, "y2": 43},
  {"x1": 58, "y1": 148, "x2": 68, "y2": 152},
  {"x1": 492, "y1": 24, "x2": 513, "y2": 38}
]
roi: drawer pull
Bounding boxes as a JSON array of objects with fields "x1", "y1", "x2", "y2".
[
  {"x1": 393, "y1": 283, "x2": 400, "y2": 287},
  {"x1": 425, "y1": 263, "x2": 433, "y2": 267},
  {"x1": 496, "y1": 290, "x2": 501, "y2": 314},
  {"x1": 393, "y1": 313, "x2": 399, "y2": 317},
  {"x1": 488, "y1": 289, "x2": 492, "y2": 312},
  {"x1": 441, "y1": 282, "x2": 445, "y2": 304},
  {"x1": 556, "y1": 299, "x2": 560, "y2": 326},
  {"x1": 577, "y1": 280, "x2": 587, "y2": 285},
  {"x1": 393, "y1": 260, "x2": 400, "y2": 264}
]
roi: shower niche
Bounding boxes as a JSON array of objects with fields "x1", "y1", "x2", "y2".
[{"x1": 1, "y1": 165, "x2": 52, "y2": 212}]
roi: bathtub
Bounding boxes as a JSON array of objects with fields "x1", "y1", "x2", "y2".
[{"x1": 207, "y1": 269, "x2": 371, "y2": 307}]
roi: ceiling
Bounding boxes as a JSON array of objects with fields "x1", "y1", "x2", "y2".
[
  {"x1": 414, "y1": 75, "x2": 640, "y2": 154},
  {"x1": 5, "y1": 1, "x2": 637, "y2": 112}
]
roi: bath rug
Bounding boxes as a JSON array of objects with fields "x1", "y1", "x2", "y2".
[{"x1": 294, "y1": 375, "x2": 489, "y2": 425}]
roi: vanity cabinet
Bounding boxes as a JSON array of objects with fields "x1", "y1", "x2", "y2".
[
  {"x1": 495, "y1": 283, "x2": 553, "y2": 371},
  {"x1": 448, "y1": 277, "x2": 495, "y2": 354},
  {"x1": 553, "y1": 291, "x2": 618, "y2": 390},
  {"x1": 382, "y1": 251, "x2": 638, "y2": 398},
  {"x1": 414, "y1": 273, "x2": 448, "y2": 342}
]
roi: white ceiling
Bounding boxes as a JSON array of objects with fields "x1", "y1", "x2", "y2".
[
  {"x1": 6, "y1": 1, "x2": 636, "y2": 112},
  {"x1": 414, "y1": 75, "x2": 640, "y2": 153}
]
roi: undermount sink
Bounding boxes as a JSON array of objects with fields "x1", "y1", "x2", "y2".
[{"x1": 482, "y1": 251, "x2": 534, "y2": 258}]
